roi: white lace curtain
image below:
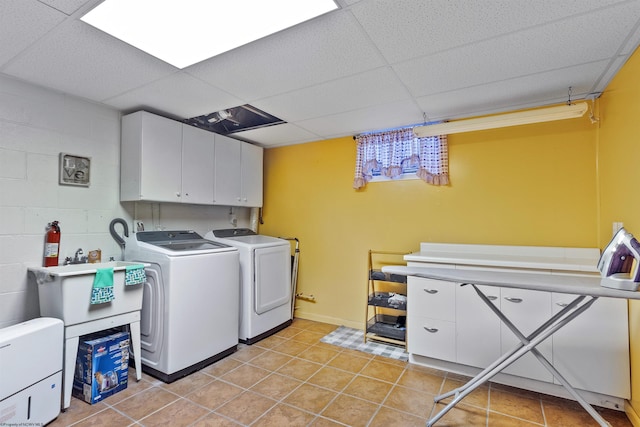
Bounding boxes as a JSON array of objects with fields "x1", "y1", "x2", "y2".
[{"x1": 353, "y1": 128, "x2": 449, "y2": 189}]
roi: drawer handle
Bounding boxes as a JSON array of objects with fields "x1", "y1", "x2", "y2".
[
  {"x1": 423, "y1": 327, "x2": 439, "y2": 333},
  {"x1": 556, "y1": 302, "x2": 569, "y2": 307},
  {"x1": 504, "y1": 297, "x2": 523, "y2": 303},
  {"x1": 487, "y1": 295, "x2": 498, "y2": 301},
  {"x1": 423, "y1": 289, "x2": 438, "y2": 294}
]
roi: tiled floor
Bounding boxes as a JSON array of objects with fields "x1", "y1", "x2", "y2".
[{"x1": 50, "y1": 319, "x2": 632, "y2": 426}]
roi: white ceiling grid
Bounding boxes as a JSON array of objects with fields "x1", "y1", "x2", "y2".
[{"x1": 1, "y1": 0, "x2": 639, "y2": 147}]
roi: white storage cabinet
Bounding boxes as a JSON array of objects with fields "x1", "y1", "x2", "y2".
[
  {"x1": 121, "y1": 111, "x2": 214, "y2": 204},
  {"x1": 213, "y1": 134, "x2": 263, "y2": 207}
]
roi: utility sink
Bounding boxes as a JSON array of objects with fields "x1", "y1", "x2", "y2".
[{"x1": 29, "y1": 261, "x2": 149, "y2": 326}]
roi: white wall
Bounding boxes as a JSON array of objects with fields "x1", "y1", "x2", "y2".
[{"x1": 0, "y1": 75, "x2": 250, "y2": 328}]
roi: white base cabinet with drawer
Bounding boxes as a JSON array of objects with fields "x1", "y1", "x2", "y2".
[{"x1": 404, "y1": 243, "x2": 630, "y2": 410}]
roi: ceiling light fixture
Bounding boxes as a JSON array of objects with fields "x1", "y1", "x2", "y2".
[
  {"x1": 81, "y1": 0, "x2": 338, "y2": 69},
  {"x1": 414, "y1": 102, "x2": 589, "y2": 138}
]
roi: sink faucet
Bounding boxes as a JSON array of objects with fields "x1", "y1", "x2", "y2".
[{"x1": 72, "y1": 248, "x2": 87, "y2": 264}]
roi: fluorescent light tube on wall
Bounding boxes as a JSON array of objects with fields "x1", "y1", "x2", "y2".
[
  {"x1": 81, "y1": 0, "x2": 338, "y2": 69},
  {"x1": 414, "y1": 103, "x2": 589, "y2": 138}
]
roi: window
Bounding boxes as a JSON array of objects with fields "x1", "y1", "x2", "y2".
[{"x1": 353, "y1": 127, "x2": 449, "y2": 189}]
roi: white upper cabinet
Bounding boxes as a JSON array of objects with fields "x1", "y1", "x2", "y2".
[
  {"x1": 121, "y1": 111, "x2": 183, "y2": 203},
  {"x1": 181, "y1": 124, "x2": 214, "y2": 204},
  {"x1": 121, "y1": 111, "x2": 263, "y2": 207},
  {"x1": 213, "y1": 134, "x2": 263, "y2": 207}
]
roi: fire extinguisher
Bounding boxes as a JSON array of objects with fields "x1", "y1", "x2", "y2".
[{"x1": 44, "y1": 221, "x2": 61, "y2": 267}]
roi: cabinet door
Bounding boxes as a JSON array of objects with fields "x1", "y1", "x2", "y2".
[
  {"x1": 456, "y1": 284, "x2": 501, "y2": 368},
  {"x1": 181, "y1": 125, "x2": 214, "y2": 204},
  {"x1": 500, "y1": 288, "x2": 553, "y2": 382},
  {"x1": 213, "y1": 134, "x2": 242, "y2": 206},
  {"x1": 552, "y1": 294, "x2": 630, "y2": 398},
  {"x1": 241, "y1": 142, "x2": 263, "y2": 207},
  {"x1": 121, "y1": 111, "x2": 182, "y2": 202},
  {"x1": 408, "y1": 277, "x2": 455, "y2": 322}
]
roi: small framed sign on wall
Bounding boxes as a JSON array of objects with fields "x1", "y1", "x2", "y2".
[{"x1": 59, "y1": 153, "x2": 91, "y2": 187}]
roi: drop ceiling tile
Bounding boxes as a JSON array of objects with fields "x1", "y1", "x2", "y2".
[
  {"x1": 351, "y1": 0, "x2": 631, "y2": 64},
  {"x1": 251, "y1": 67, "x2": 410, "y2": 122},
  {"x1": 3, "y1": 20, "x2": 176, "y2": 102},
  {"x1": 103, "y1": 72, "x2": 245, "y2": 120},
  {"x1": 0, "y1": 0, "x2": 66, "y2": 66},
  {"x1": 394, "y1": 3, "x2": 640, "y2": 99},
  {"x1": 294, "y1": 99, "x2": 423, "y2": 138},
  {"x1": 415, "y1": 61, "x2": 609, "y2": 121},
  {"x1": 186, "y1": 9, "x2": 385, "y2": 101},
  {"x1": 233, "y1": 123, "x2": 322, "y2": 147},
  {"x1": 37, "y1": 0, "x2": 95, "y2": 15}
]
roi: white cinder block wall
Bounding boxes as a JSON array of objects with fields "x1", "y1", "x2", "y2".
[{"x1": 0, "y1": 75, "x2": 250, "y2": 329}]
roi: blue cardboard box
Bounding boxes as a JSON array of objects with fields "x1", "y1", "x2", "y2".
[{"x1": 72, "y1": 330, "x2": 129, "y2": 404}]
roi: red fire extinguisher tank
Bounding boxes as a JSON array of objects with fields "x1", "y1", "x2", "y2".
[{"x1": 44, "y1": 221, "x2": 61, "y2": 267}]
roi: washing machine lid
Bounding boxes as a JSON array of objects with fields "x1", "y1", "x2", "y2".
[
  {"x1": 207, "y1": 229, "x2": 287, "y2": 247},
  {"x1": 135, "y1": 230, "x2": 235, "y2": 254}
]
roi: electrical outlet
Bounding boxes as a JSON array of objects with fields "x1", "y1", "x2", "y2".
[{"x1": 613, "y1": 222, "x2": 624, "y2": 236}]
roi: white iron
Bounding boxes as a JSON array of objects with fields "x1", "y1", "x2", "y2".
[{"x1": 597, "y1": 227, "x2": 640, "y2": 291}]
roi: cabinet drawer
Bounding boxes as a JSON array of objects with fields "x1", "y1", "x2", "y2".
[
  {"x1": 407, "y1": 316, "x2": 456, "y2": 361},
  {"x1": 408, "y1": 277, "x2": 455, "y2": 322}
]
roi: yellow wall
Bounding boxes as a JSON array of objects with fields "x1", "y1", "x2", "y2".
[
  {"x1": 597, "y1": 47, "x2": 640, "y2": 422},
  {"x1": 260, "y1": 113, "x2": 597, "y2": 327}
]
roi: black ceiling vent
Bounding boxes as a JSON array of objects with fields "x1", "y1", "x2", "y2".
[{"x1": 184, "y1": 104, "x2": 285, "y2": 135}]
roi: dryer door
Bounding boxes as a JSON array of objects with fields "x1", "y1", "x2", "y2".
[
  {"x1": 254, "y1": 245, "x2": 291, "y2": 314},
  {"x1": 139, "y1": 264, "x2": 164, "y2": 365}
]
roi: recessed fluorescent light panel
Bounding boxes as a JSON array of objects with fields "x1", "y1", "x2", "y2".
[{"x1": 81, "y1": 0, "x2": 339, "y2": 69}]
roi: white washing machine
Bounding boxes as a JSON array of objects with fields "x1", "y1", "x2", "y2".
[
  {"x1": 205, "y1": 229, "x2": 292, "y2": 344},
  {"x1": 125, "y1": 230, "x2": 239, "y2": 382}
]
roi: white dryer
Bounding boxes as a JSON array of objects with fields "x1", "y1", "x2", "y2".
[
  {"x1": 125, "y1": 230, "x2": 239, "y2": 382},
  {"x1": 205, "y1": 229, "x2": 292, "y2": 344}
]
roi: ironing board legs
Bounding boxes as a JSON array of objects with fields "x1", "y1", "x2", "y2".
[{"x1": 427, "y1": 286, "x2": 610, "y2": 427}]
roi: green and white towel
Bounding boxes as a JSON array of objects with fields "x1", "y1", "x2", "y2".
[
  {"x1": 90, "y1": 267, "x2": 114, "y2": 304},
  {"x1": 125, "y1": 264, "x2": 146, "y2": 286}
]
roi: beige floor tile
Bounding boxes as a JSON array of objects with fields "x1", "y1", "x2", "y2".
[
  {"x1": 201, "y1": 357, "x2": 243, "y2": 378},
  {"x1": 248, "y1": 350, "x2": 293, "y2": 371},
  {"x1": 361, "y1": 359, "x2": 405, "y2": 383},
  {"x1": 160, "y1": 370, "x2": 214, "y2": 396},
  {"x1": 274, "y1": 325, "x2": 305, "y2": 338},
  {"x1": 298, "y1": 344, "x2": 341, "y2": 364},
  {"x1": 307, "y1": 366, "x2": 355, "y2": 392},
  {"x1": 231, "y1": 344, "x2": 266, "y2": 362},
  {"x1": 220, "y1": 363, "x2": 270, "y2": 388},
  {"x1": 113, "y1": 387, "x2": 179, "y2": 420},
  {"x1": 140, "y1": 398, "x2": 210, "y2": 427},
  {"x1": 305, "y1": 322, "x2": 339, "y2": 334},
  {"x1": 271, "y1": 339, "x2": 311, "y2": 356},
  {"x1": 369, "y1": 406, "x2": 426, "y2": 427},
  {"x1": 373, "y1": 354, "x2": 408, "y2": 367},
  {"x1": 488, "y1": 411, "x2": 544, "y2": 426},
  {"x1": 432, "y1": 401, "x2": 488, "y2": 427},
  {"x1": 252, "y1": 403, "x2": 316, "y2": 427},
  {"x1": 309, "y1": 416, "x2": 348, "y2": 426},
  {"x1": 343, "y1": 375, "x2": 393, "y2": 403},
  {"x1": 284, "y1": 383, "x2": 338, "y2": 413},
  {"x1": 254, "y1": 334, "x2": 289, "y2": 349},
  {"x1": 382, "y1": 384, "x2": 435, "y2": 418},
  {"x1": 397, "y1": 367, "x2": 446, "y2": 394},
  {"x1": 186, "y1": 380, "x2": 244, "y2": 410},
  {"x1": 327, "y1": 353, "x2": 369, "y2": 374},
  {"x1": 290, "y1": 318, "x2": 318, "y2": 329},
  {"x1": 542, "y1": 399, "x2": 632, "y2": 427},
  {"x1": 215, "y1": 391, "x2": 277, "y2": 425},
  {"x1": 250, "y1": 373, "x2": 302, "y2": 400},
  {"x1": 321, "y1": 394, "x2": 379, "y2": 427},
  {"x1": 489, "y1": 389, "x2": 544, "y2": 424},
  {"x1": 191, "y1": 412, "x2": 243, "y2": 426},
  {"x1": 440, "y1": 377, "x2": 489, "y2": 409},
  {"x1": 71, "y1": 407, "x2": 135, "y2": 427},
  {"x1": 277, "y1": 357, "x2": 323, "y2": 381},
  {"x1": 290, "y1": 329, "x2": 326, "y2": 344},
  {"x1": 48, "y1": 400, "x2": 109, "y2": 427}
]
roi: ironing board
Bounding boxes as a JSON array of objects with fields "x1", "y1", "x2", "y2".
[{"x1": 381, "y1": 266, "x2": 640, "y2": 427}]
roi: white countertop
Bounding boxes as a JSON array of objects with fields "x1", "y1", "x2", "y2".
[
  {"x1": 405, "y1": 243, "x2": 600, "y2": 272},
  {"x1": 382, "y1": 266, "x2": 640, "y2": 299}
]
